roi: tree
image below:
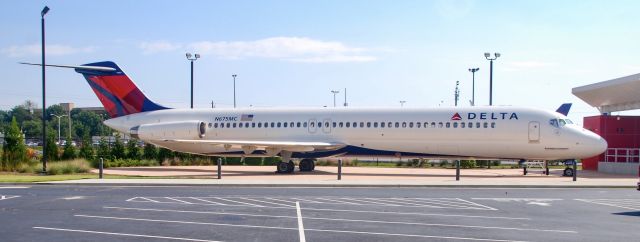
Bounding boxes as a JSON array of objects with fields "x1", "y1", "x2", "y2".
[
  {"x1": 111, "y1": 134, "x2": 125, "y2": 159},
  {"x1": 2, "y1": 117, "x2": 27, "y2": 171},
  {"x1": 157, "y1": 148, "x2": 173, "y2": 163},
  {"x1": 79, "y1": 134, "x2": 94, "y2": 159},
  {"x1": 61, "y1": 136, "x2": 76, "y2": 160},
  {"x1": 143, "y1": 143, "x2": 157, "y2": 160},
  {"x1": 97, "y1": 137, "x2": 110, "y2": 159},
  {"x1": 127, "y1": 138, "x2": 140, "y2": 160},
  {"x1": 44, "y1": 132, "x2": 58, "y2": 161}
]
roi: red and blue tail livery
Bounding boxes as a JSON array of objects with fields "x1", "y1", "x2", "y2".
[{"x1": 74, "y1": 61, "x2": 168, "y2": 118}]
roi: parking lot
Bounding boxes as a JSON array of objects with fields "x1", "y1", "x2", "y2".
[{"x1": 1, "y1": 186, "x2": 639, "y2": 241}]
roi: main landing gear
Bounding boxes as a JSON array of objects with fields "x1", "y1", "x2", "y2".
[{"x1": 275, "y1": 158, "x2": 316, "y2": 174}]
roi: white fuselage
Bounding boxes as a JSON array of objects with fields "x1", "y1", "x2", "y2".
[{"x1": 104, "y1": 106, "x2": 607, "y2": 160}]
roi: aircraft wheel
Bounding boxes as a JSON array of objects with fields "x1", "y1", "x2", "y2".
[
  {"x1": 287, "y1": 160, "x2": 295, "y2": 173},
  {"x1": 310, "y1": 160, "x2": 316, "y2": 171},
  {"x1": 276, "y1": 162, "x2": 290, "y2": 173},
  {"x1": 563, "y1": 168, "x2": 574, "y2": 177},
  {"x1": 299, "y1": 159, "x2": 314, "y2": 172}
]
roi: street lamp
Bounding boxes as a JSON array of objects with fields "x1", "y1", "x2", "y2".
[
  {"x1": 400, "y1": 100, "x2": 406, "y2": 107},
  {"x1": 232, "y1": 74, "x2": 237, "y2": 108},
  {"x1": 468, "y1": 68, "x2": 479, "y2": 106},
  {"x1": 41, "y1": 5, "x2": 50, "y2": 174},
  {"x1": 454, "y1": 81, "x2": 460, "y2": 107},
  {"x1": 186, "y1": 53, "x2": 200, "y2": 109},
  {"x1": 484, "y1": 52, "x2": 500, "y2": 106},
  {"x1": 331, "y1": 90, "x2": 340, "y2": 107},
  {"x1": 51, "y1": 114, "x2": 67, "y2": 145}
]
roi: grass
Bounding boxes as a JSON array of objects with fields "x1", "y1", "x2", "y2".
[{"x1": 0, "y1": 173, "x2": 133, "y2": 183}]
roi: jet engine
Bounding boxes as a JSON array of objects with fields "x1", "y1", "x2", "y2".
[{"x1": 130, "y1": 121, "x2": 206, "y2": 140}]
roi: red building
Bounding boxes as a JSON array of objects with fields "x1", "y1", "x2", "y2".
[{"x1": 573, "y1": 73, "x2": 640, "y2": 176}]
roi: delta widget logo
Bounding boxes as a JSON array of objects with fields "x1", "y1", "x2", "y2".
[{"x1": 451, "y1": 113, "x2": 462, "y2": 120}]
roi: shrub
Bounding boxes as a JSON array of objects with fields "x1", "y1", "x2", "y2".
[
  {"x1": 2, "y1": 117, "x2": 28, "y2": 171},
  {"x1": 224, "y1": 157, "x2": 242, "y2": 165},
  {"x1": 47, "y1": 159, "x2": 91, "y2": 175},
  {"x1": 143, "y1": 143, "x2": 158, "y2": 160},
  {"x1": 127, "y1": 139, "x2": 140, "y2": 159},
  {"x1": 438, "y1": 160, "x2": 449, "y2": 167},
  {"x1": 79, "y1": 135, "x2": 94, "y2": 159},
  {"x1": 111, "y1": 134, "x2": 125, "y2": 159},
  {"x1": 460, "y1": 160, "x2": 476, "y2": 169},
  {"x1": 244, "y1": 157, "x2": 263, "y2": 165},
  {"x1": 61, "y1": 136, "x2": 77, "y2": 160},
  {"x1": 263, "y1": 157, "x2": 281, "y2": 166}
]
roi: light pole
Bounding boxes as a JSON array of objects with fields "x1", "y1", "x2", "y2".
[
  {"x1": 41, "y1": 6, "x2": 50, "y2": 174},
  {"x1": 232, "y1": 74, "x2": 237, "y2": 108},
  {"x1": 186, "y1": 53, "x2": 200, "y2": 109},
  {"x1": 484, "y1": 52, "x2": 500, "y2": 106},
  {"x1": 51, "y1": 114, "x2": 67, "y2": 145},
  {"x1": 331, "y1": 90, "x2": 340, "y2": 107},
  {"x1": 468, "y1": 68, "x2": 479, "y2": 106},
  {"x1": 400, "y1": 100, "x2": 406, "y2": 107},
  {"x1": 454, "y1": 81, "x2": 460, "y2": 107}
]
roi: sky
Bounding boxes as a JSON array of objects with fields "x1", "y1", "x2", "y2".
[{"x1": 1, "y1": 0, "x2": 640, "y2": 124}]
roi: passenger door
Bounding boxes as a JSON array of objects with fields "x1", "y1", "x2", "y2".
[
  {"x1": 322, "y1": 118, "x2": 332, "y2": 134},
  {"x1": 528, "y1": 121, "x2": 540, "y2": 142},
  {"x1": 308, "y1": 119, "x2": 317, "y2": 134}
]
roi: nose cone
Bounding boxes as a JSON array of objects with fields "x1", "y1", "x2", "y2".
[{"x1": 580, "y1": 131, "x2": 608, "y2": 158}]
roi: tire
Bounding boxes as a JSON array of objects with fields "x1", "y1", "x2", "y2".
[
  {"x1": 563, "y1": 168, "x2": 574, "y2": 177},
  {"x1": 276, "y1": 162, "x2": 289, "y2": 173},
  {"x1": 287, "y1": 160, "x2": 295, "y2": 173},
  {"x1": 299, "y1": 159, "x2": 314, "y2": 172}
]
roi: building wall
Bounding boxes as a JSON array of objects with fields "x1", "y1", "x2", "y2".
[{"x1": 583, "y1": 115, "x2": 640, "y2": 170}]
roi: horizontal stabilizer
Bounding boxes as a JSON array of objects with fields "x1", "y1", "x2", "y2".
[{"x1": 19, "y1": 62, "x2": 116, "y2": 72}]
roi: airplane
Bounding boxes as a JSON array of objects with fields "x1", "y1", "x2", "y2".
[{"x1": 23, "y1": 61, "x2": 608, "y2": 173}]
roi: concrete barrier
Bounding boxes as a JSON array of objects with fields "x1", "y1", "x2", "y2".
[{"x1": 598, "y1": 162, "x2": 640, "y2": 176}]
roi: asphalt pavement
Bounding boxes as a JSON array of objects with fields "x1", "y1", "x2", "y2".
[{"x1": 0, "y1": 185, "x2": 639, "y2": 242}]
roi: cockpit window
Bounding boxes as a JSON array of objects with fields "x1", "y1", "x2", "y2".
[
  {"x1": 565, "y1": 119, "x2": 574, "y2": 124},
  {"x1": 549, "y1": 119, "x2": 559, "y2": 128},
  {"x1": 558, "y1": 119, "x2": 566, "y2": 126}
]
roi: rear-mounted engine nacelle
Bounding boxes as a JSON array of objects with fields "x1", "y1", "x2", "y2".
[{"x1": 130, "y1": 121, "x2": 206, "y2": 140}]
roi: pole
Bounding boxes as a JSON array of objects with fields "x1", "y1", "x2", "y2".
[
  {"x1": 573, "y1": 160, "x2": 577, "y2": 181},
  {"x1": 217, "y1": 158, "x2": 222, "y2": 179},
  {"x1": 233, "y1": 75, "x2": 237, "y2": 108},
  {"x1": 456, "y1": 160, "x2": 460, "y2": 181},
  {"x1": 489, "y1": 60, "x2": 493, "y2": 106},
  {"x1": 57, "y1": 116, "x2": 61, "y2": 144},
  {"x1": 41, "y1": 9, "x2": 47, "y2": 174},
  {"x1": 471, "y1": 70, "x2": 476, "y2": 106},
  {"x1": 190, "y1": 61, "x2": 194, "y2": 109},
  {"x1": 333, "y1": 92, "x2": 336, "y2": 107},
  {"x1": 99, "y1": 157, "x2": 103, "y2": 179},
  {"x1": 337, "y1": 159, "x2": 342, "y2": 180},
  {"x1": 343, "y1": 88, "x2": 347, "y2": 107}
]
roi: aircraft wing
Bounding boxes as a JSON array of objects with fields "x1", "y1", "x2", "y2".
[{"x1": 159, "y1": 139, "x2": 346, "y2": 153}]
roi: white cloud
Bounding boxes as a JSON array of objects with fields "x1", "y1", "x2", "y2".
[
  {"x1": 139, "y1": 41, "x2": 182, "y2": 54},
  {"x1": 141, "y1": 37, "x2": 377, "y2": 63},
  {"x1": 1, "y1": 44, "x2": 94, "y2": 57}
]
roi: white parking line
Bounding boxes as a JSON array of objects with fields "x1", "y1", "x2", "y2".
[
  {"x1": 0, "y1": 195, "x2": 20, "y2": 201},
  {"x1": 575, "y1": 199, "x2": 640, "y2": 210},
  {"x1": 313, "y1": 197, "x2": 364, "y2": 205},
  {"x1": 74, "y1": 214, "x2": 527, "y2": 242},
  {"x1": 263, "y1": 197, "x2": 298, "y2": 205},
  {"x1": 237, "y1": 197, "x2": 296, "y2": 208},
  {"x1": 33, "y1": 226, "x2": 223, "y2": 242},
  {"x1": 0, "y1": 186, "x2": 30, "y2": 189},
  {"x1": 104, "y1": 207, "x2": 562, "y2": 232},
  {"x1": 213, "y1": 197, "x2": 265, "y2": 207},
  {"x1": 189, "y1": 197, "x2": 226, "y2": 205},
  {"x1": 296, "y1": 202, "x2": 306, "y2": 242},
  {"x1": 165, "y1": 197, "x2": 194, "y2": 204}
]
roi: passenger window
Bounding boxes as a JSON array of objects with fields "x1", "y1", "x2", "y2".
[
  {"x1": 353, "y1": 122, "x2": 357, "y2": 128},
  {"x1": 325, "y1": 122, "x2": 329, "y2": 128},
  {"x1": 446, "y1": 122, "x2": 450, "y2": 128},
  {"x1": 402, "y1": 122, "x2": 407, "y2": 128},
  {"x1": 491, "y1": 122, "x2": 496, "y2": 128},
  {"x1": 346, "y1": 122, "x2": 351, "y2": 128},
  {"x1": 252, "y1": 123, "x2": 256, "y2": 128},
  {"x1": 318, "y1": 122, "x2": 322, "y2": 128},
  {"x1": 409, "y1": 122, "x2": 414, "y2": 128},
  {"x1": 303, "y1": 122, "x2": 308, "y2": 128},
  {"x1": 290, "y1": 122, "x2": 294, "y2": 127},
  {"x1": 468, "y1": 122, "x2": 472, "y2": 128},
  {"x1": 395, "y1": 122, "x2": 400, "y2": 128},
  {"x1": 333, "y1": 122, "x2": 337, "y2": 128},
  {"x1": 388, "y1": 122, "x2": 393, "y2": 128},
  {"x1": 367, "y1": 122, "x2": 371, "y2": 128},
  {"x1": 374, "y1": 122, "x2": 378, "y2": 128},
  {"x1": 416, "y1": 122, "x2": 421, "y2": 128},
  {"x1": 270, "y1": 122, "x2": 274, "y2": 128},
  {"x1": 226, "y1": 123, "x2": 230, "y2": 128},
  {"x1": 233, "y1": 123, "x2": 237, "y2": 128},
  {"x1": 360, "y1": 122, "x2": 364, "y2": 127},
  {"x1": 461, "y1": 122, "x2": 465, "y2": 128},
  {"x1": 310, "y1": 122, "x2": 315, "y2": 128},
  {"x1": 483, "y1": 122, "x2": 488, "y2": 128},
  {"x1": 283, "y1": 122, "x2": 287, "y2": 128},
  {"x1": 214, "y1": 123, "x2": 218, "y2": 128},
  {"x1": 453, "y1": 122, "x2": 458, "y2": 128},
  {"x1": 257, "y1": 123, "x2": 262, "y2": 128},
  {"x1": 431, "y1": 122, "x2": 436, "y2": 128},
  {"x1": 438, "y1": 122, "x2": 443, "y2": 128},
  {"x1": 381, "y1": 122, "x2": 385, "y2": 128},
  {"x1": 297, "y1": 122, "x2": 301, "y2": 128},
  {"x1": 476, "y1": 122, "x2": 480, "y2": 128},
  {"x1": 339, "y1": 122, "x2": 344, "y2": 128}
]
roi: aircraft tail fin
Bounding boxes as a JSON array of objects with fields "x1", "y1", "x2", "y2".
[
  {"x1": 555, "y1": 103, "x2": 572, "y2": 116},
  {"x1": 75, "y1": 61, "x2": 168, "y2": 118}
]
